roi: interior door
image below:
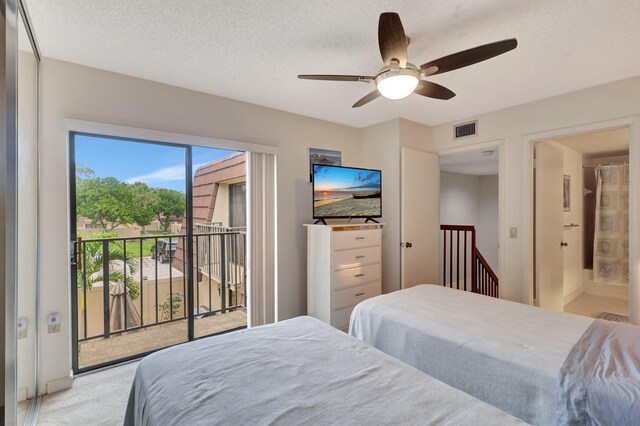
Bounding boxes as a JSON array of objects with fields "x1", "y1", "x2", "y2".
[
  {"x1": 401, "y1": 147, "x2": 440, "y2": 288},
  {"x1": 535, "y1": 142, "x2": 564, "y2": 311}
]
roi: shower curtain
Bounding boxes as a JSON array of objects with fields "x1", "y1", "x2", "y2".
[{"x1": 593, "y1": 164, "x2": 629, "y2": 284}]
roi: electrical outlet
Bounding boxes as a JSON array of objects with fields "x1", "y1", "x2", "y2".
[
  {"x1": 18, "y1": 329, "x2": 28, "y2": 339},
  {"x1": 47, "y1": 312, "x2": 61, "y2": 334}
]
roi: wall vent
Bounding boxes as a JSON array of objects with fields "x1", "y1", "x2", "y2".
[{"x1": 454, "y1": 121, "x2": 477, "y2": 139}]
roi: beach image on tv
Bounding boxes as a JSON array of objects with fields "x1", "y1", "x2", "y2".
[{"x1": 313, "y1": 165, "x2": 381, "y2": 217}]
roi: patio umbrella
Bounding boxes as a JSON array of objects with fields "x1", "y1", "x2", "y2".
[{"x1": 109, "y1": 281, "x2": 142, "y2": 332}]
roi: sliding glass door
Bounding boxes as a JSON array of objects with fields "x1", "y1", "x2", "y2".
[{"x1": 70, "y1": 133, "x2": 247, "y2": 373}]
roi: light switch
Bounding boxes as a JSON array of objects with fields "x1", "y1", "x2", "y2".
[{"x1": 509, "y1": 227, "x2": 518, "y2": 239}]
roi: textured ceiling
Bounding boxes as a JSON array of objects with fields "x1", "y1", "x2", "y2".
[
  {"x1": 555, "y1": 128, "x2": 630, "y2": 156},
  {"x1": 440, "y1": 148, "x2": 498, "y2": 176},
  {"x1": 26, "y1": 0, "x2": 640, "y2": 128}
]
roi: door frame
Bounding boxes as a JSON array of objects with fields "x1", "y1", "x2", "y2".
[
  {"x1": 522, "y1": 116, "x2": 640, "y2": 325},
  {"x1": 435, "y1": 139, "x2": 506, "y2": 295}
]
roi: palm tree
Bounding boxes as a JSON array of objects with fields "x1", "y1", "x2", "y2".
[{"x1": 77, "y1": 236, "x2": 140, "y2": 300}]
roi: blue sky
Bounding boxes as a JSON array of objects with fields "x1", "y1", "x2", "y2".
[
  {"x1": 75, "y1": 134, "x2": 240, "y2": 192},
  {"x1": 313, "y1": 165, "x2": 381, "y2": 192}
]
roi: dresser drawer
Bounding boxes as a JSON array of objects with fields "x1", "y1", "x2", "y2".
[
  {"x1": 333, "y1": 229, "x2": 381, "y2": 251},
  {"x1": 333, "y1": 281, "x2": 381, "y2": 310},
  {"x1": 334, "y1": 264, "x2": 381, "y2": 289},
  {"x1": 333, "y1": 246, "x2": 381, "y2": 271},
  {"x1": 333, "y1": 306, "x2": 356, "y2": 330}
]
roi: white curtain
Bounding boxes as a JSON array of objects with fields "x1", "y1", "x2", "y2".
[
  {"x1": 593, "y1": 164, "x2": 629, "y2": 284},
  {"x1": 247, "y1": 152, "x2": 277, "y2": 326}
]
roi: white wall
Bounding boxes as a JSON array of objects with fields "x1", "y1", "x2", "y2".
[
  {"x1": 17, "y1": 50, "x2": 38, "y2": 400},
  {"x1": 38, "y1": 58, "x2": 362, "y2": 393},
  {"x1": 359, "y1": 120, "x2": 400, "y2": 294},
  {"x1": 357, "y1": 118, "x2": 434, "y2": 295},
  {"x1": 440, "y1": 171, "x2": 499, "y2": 273},
  {"x1": 440, "y1": 171, "x2": 480, "y2": 227},
  {"x1": 478, "y1": 175, "x2": 500, "y2": 271},
  {"x1": 427, "y1": 76, "x2": 640, "y2": 303}
]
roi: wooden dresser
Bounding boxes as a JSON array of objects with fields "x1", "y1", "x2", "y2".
[{"x1": 305, "y1": 223, "x2": 383, "y2": 331}]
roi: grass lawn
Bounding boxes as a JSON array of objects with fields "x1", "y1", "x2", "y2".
[{"x1": 124, "y1": 239, "x2": 156, "y2": 258}]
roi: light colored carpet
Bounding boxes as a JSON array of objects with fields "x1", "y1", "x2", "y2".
[
  {"x1": 18, "y1": 400, "x2": 29, "y2": 425},
  {"x1": 37, "y1": 361, "x2": 139, "y2": 426}
]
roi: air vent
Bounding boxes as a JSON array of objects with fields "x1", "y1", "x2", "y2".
[{"x1": 454, "y1": 121, "x2": 477, "y2": 139}]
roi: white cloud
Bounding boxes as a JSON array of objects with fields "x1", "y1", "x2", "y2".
[{"x1": 125, "y1": 163, "x2": 205, "y2": 184}]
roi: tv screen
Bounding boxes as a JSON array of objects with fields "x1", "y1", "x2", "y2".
[{"x1": 313, "y1": 164, "x2": 382, "y2": 219}]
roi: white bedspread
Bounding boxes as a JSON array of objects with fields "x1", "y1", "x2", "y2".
[
  {"x1": 557, "y1": 319, "x2": 640, "y2": 425},
  {"x1": 349, "y1": 284, "x2": 593, "y2": 425},
  {"x1": 125, "y1": 316, "x2": 524, "y2": 425}
]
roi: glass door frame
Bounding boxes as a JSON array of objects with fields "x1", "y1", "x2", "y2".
[{"x1": 69, "y1": 131, "x2": 197, "y2": 374}]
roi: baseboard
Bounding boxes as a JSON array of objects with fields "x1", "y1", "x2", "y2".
[
  {"x1": 17, "y1": 387, "x2": 28, "y2": 402},
  {"x1": 46, "y1": 375, "x2": 73, "y2": 394},
  {"x1": 563, "y1": 287, "x2": 584, "y2": 305}
]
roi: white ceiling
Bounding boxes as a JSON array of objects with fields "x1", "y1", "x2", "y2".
[
  {"x1": 554, "y1": 127, "x2": 630, "y2": 156},
  {"x1": 440, "y1": 148, "x2": 498, "y2": 176},
  {"x1": 26, "y1": 0, "x2": 640, "y2": 128}
]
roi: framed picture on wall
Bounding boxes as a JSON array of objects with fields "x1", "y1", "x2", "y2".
[
  {"x1": 309, "y1": 148, "x2": 341, "y2": 182},
  {"x1": 563, "y1": 174, "x2": 571, "y2": 212}
]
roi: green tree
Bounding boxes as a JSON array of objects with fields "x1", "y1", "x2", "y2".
[
  {"x1": 130, "y1": 182, "x2": 157, "y2": 229},
  {"x1": 77, "y1": 177, "x2": 136, "y2": 232},
  {"x1": 77, "y1": 233, "x2": 140, "y2": 300},
  {"x1": 153, "y1": 188, "x2": 186, "y2": 231},
  {"x1": 76, "y1": 164, "x2": 96, "y2": 182}
]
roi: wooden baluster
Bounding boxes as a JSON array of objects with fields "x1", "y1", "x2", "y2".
[
  {"x1": 463, "y1": 231, "x2": 467, "y2": 292},
  {"x1": 455, "y1": 230, "x2": 459, "y2": 290},
  {"x1": 449, "y1": 230, "x2": 453, "y2": 288},
  {"x1": 443, "y1": 230, "x2": 447, "y2": 287}
]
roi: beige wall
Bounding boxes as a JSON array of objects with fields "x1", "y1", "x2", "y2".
[
  {"x1": 38, "y1": 58, "x2": 361, "y2": 393},
  {"x1": 210, "y1": 183, "x2": 229, "y2": 226}
]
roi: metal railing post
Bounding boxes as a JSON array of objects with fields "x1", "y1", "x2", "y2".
[{"x1": 102, "y1": 240, "x2": 111, "y2": 339}]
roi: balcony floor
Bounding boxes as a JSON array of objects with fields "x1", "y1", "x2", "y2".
[{"x1": 79, "y1": 310, "x2": 247, "y2": 369}]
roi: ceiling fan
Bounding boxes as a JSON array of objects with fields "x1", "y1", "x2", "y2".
[{"x1": 298, "y1": 12, "x2": 517, "y2": 108}]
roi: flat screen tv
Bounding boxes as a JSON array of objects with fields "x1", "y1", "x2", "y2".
[{"x1": 312, "y1": 164, "x2": 382, "y2": 221}]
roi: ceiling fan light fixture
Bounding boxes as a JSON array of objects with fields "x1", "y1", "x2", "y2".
[{"x1": 375, "y1": 68, "x2": 420, "y2": 100}]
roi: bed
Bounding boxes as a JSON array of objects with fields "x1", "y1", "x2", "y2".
[
  {"x1": 124, "y1": 316, "x2": 524, "y2": 425},
  {"x1": 349, "y1": 284, "x2": 640, "y2": 425}
]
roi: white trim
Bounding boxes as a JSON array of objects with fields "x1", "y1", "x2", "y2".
[
  {"x1": 434, "y1": 139, "x2": 506, "y2": 298},
  {"x1": 64, "y1": 119, "x2": 280, "y2": 155},
  {"x1": 521, "y1": 116, "x2": 640, "y2": 325}
]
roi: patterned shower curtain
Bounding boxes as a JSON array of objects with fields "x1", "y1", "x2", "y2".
[{"x1": 593, "y1": 164, "x2": 629, "y2": 284}]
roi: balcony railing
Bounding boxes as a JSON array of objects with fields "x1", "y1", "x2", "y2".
[{"x1": 76, "y1": 229, "x2": 246, "y2": 342}]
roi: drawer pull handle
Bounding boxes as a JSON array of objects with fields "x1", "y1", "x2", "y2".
[
  {"x1": 355, "y1": 237, "x2": 365, "y2": 240},
  {"x1": 355, "y1": 256, "x2": 365, "y2": 259},
  {"x1": 355, "y1": 292, "x2": 365, "y2": 297},
  {"x1": 354, "y1": 273, "x2": 365, "y2": 277}
]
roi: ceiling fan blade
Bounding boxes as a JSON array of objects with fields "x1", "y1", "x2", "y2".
[
  {"x1": 352, "y1": 90, "x2": 381, "y2": 108},
  {"x1": 378, "y1": 12, "x2": 408, "y2": 67},
  {"x1": 414, "y1": 81, "x2": 456, "y2": 100},
  {"x1": 298, "y1": 74, "x2": 373, "y2": 82},
  {"x1": 420, "y1": 38, "x2": 517, "y2": 76}
]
